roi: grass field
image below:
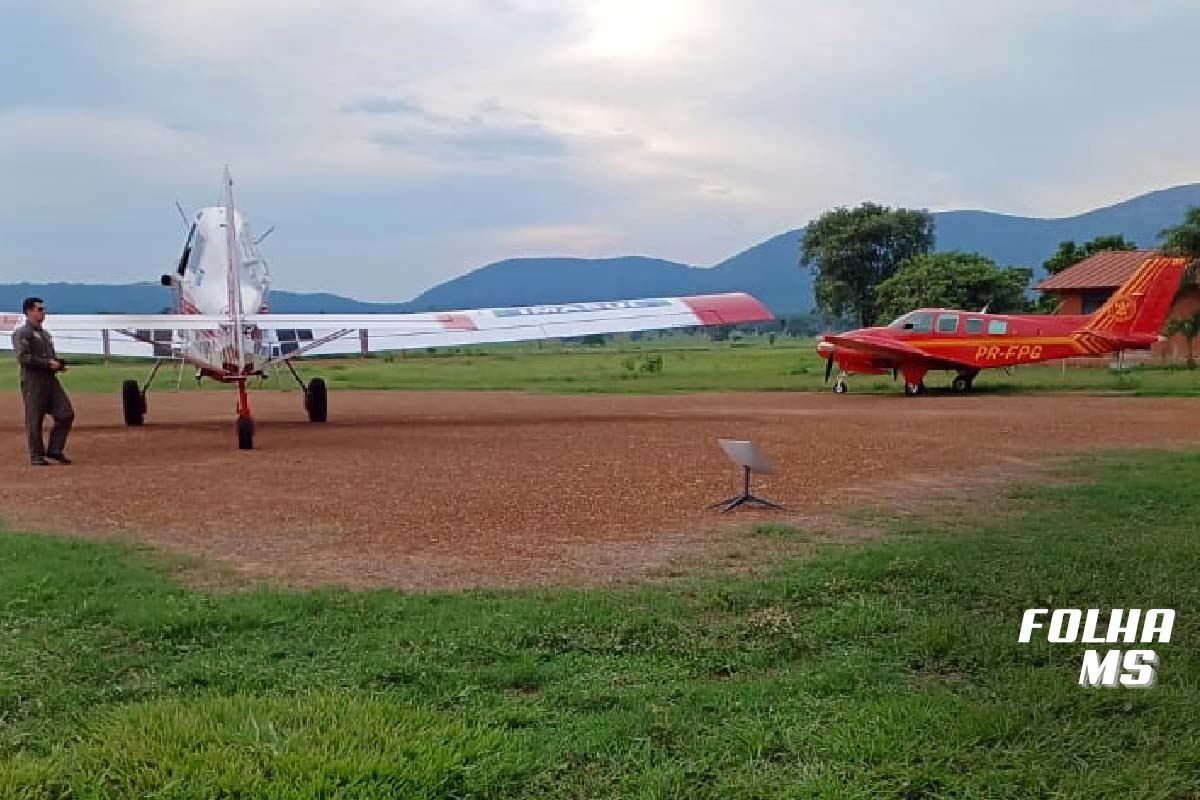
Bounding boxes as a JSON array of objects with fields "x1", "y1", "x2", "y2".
[
  {"x1": 2, "y1": 449, "x2": 1198, "y2": 797},
  {"x1": 4, "y1": 335, "x2": 1200, "y2": 396}
]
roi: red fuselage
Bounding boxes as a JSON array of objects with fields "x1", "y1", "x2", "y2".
[
  {"x1": 817, "y1": 256, "x2": 1186, "y2": 394},
  {"x1": 820, "y1": 308, "x2": 1152, "y2": 377}
]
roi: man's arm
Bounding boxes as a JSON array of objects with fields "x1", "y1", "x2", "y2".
[{"x1": 14, "y1": 328, "x2": 52, "y2": 371}]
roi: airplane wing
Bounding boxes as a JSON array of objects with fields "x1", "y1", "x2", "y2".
[
  {"x1": 247, "y1": 293, "x2": 773, "y2": 359},
  {"x1": 0, "y1": 314, "x2": 224, "y2": 358},
  {"x1": 821, "y1": 333, "x2": 971, "y2": 369}
]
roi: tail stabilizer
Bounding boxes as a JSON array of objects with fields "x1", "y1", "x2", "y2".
[{"x1": 1083, "y1": 256, "x2": 1187, "y2": 341}]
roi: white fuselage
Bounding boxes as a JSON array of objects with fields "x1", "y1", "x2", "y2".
[{"x1": 174, "y1": 206, "x2": 271, "y2": 377}]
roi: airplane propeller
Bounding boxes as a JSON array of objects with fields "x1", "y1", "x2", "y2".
[{"x1": 824, "y1": 354, "x2": 834, "y2": 384}]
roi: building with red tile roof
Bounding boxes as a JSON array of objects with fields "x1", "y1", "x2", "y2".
[{"x1": 1035, "y1": 250, "x2": 1197, "y2": 362}]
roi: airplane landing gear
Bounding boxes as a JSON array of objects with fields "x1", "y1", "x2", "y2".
[
  {"x1": 951, "y1": 373, "x2": 975, "y2": 393},
  {"x1": 286, "y1": 360, "x2": 327, "y2": 422},
  {"x1": 834, "y1": 374, "x2": 848, "y2": 394},
  {"x1": 304, "y1": 377, "x2": 328, "y2": 422},
  {"x1": 235, "y1": 379, "x2": 254, "y2": 450},
  {"x1": 121, "y1": 358, "x2": 168, "y2": 426},
  {"x1": 121, "y1": 379, "x2": 146, "y2": 425},
  {"x1": 237, "y1": 415, "x2": 254, "y2": 450},
  {"x1": 901, "y1": 367, "x2": 929, "y2": 397}
]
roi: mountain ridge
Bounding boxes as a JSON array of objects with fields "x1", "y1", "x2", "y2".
[{"x1": 4, "y1": 183, "x2": 1198, "y2": 315}]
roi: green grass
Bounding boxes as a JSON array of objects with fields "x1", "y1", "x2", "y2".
[
  {"x1": 9, "y1": 336, "x2": 1200, "y2": 396},
  {"x1": 2, "y1": 449, "x2": 1200, "y2": 797},
  {"x1": 750, "y1": 523, "x2": 811, "y2": 541}
]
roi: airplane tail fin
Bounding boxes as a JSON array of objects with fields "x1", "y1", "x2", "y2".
[{"x1": 1082, "y1": 256, "x2": 1187, "y2": 342}]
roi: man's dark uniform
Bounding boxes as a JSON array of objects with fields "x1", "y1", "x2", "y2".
[{"x1": 13, "y1": 322, "x2": 73, "y2": 462}]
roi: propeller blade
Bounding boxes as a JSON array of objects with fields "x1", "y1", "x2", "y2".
[{"x1": 824, "y1": 356, "x2": 834, "y2": 384}]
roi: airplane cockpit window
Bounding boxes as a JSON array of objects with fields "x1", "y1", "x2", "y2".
[
  {"x1": 187, "y1": 232, "x2": 207, "y2": 286},
  {"x1": 965, "y1": 318, "x2": 983, "y2": 334},
  {"x1": 936, "y1": 314, "x2": 959, "y2": 333},
  {"x1": 987, "y1": 319, "x2": 1008, "y2": 335},
  {"x1": 889, "y1": 312, "x2": 933, "y2": 333},
  {"x1": 239, "y1": 227, "x2": 269, "y2": 285}
]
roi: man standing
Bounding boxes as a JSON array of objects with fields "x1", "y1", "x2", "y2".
[{"x1": 14, "y1": 297, "x2": 74, "y2": 466}]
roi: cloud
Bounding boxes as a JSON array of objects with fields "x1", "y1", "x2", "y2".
[
  {"x1": 498, "y1": 223, "x2": 620, "y2": 253},
  {"x1": 370, "y1": 125, "x2": 568, "y2": 161},
  {"x1": 343, "y1": 97, "x2": 431, "y2": 117},
  {"x1": 349, "y1": 98, "x2": 571, "y2": 161},
  {"x1": 2, "y1": 1, "x2": 1199, "y2": 296}
]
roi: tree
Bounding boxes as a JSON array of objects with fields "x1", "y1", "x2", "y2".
[
  {"x1": 800, "y1": 203, "x2": 934, "y2": 327},
  {"x1": 1160, "y1": 207, "x2": 1200, "y2": 261},
  {"x1": 1042, "y1": 241, "x2": 1086, "y2": 276},
  {"x1": 1042, "y1": 234, "x2": 1137, "y2": 276},
  {"x1": 1034, "y1": 234, "x2": 1139, "y2": 312},
  {"x1": 874, "y1": 251, "x2": 1032, "y2": 323},
  {"x1": 1165, "y1": 312, "x2": 1200, "y2": 368}
]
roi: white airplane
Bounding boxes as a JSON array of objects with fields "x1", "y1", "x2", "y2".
[{"x1": 2, "y1": 169, "x2": 773, "y2": 449}]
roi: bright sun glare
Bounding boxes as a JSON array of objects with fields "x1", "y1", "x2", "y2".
[{"x1": 577, "y1": 0, "x2": 700, "y2": 60}]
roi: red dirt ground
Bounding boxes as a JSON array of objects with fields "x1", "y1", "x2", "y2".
[{"x1": 0, "y1": 390, "x2": 1195, "y2": 589}]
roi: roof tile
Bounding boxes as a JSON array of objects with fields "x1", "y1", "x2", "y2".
[{"x1": 1034, "y1": 250, "x2": 1161, "y2": 291}]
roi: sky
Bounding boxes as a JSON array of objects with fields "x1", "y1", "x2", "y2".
[{"x1": 1, "y1": 0, "x2": 1198, "y2": 301}]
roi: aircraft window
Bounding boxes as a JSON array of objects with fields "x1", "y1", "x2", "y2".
[
  {"x1": 965, "y1": 318, "x2": 983, "y2": 334},
  {"x1": 188, "y1": 233, "x2": 206, "y2": 285},
  {"x1": 936, "y1": 314, "x2": 959, "y2": 333},
  {"x1": 240, "y1": 228, "x2": 264, "y2": 282},
  {"x1": 988, "y1": 319, "x2": 1008, "y2": 335},
  {"x1": 888, "y1": 312, "x2": 933, "y2": 332},
  {"x1": 907, "y1": 313, "x2": 933, "y2": 333}
]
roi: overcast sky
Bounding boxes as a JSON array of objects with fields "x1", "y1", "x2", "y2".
[{"x1": 1, "y1": 1, "x2": 1197, "y2": 300}]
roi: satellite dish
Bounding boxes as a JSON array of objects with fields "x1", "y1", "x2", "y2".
[{"x1": 709, "y1": 439, "x2": 785, "y2": 513}]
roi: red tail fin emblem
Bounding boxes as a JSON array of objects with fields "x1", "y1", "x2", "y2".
[
  {"x1": 1085, "y1": 256, "x2": 1186, "y2": 338},
  {"x1": 1110, "y1": 296, "x2": 1136, "y2": 323}
]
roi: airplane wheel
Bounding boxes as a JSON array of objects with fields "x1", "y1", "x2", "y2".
[
  {"x1": 904, "y1": 381, "x2": 925, "y2": 396},
  {"x1": 237, "y1": 416, "x2": 254, "y2": 450},
  {"x1": 305, "y1": 377, "x2": 327, "y2": 422},
  {"x1": 834, "y1": 379, "x2": 848, "y2": 394},
  {"x1": 122, "y1": 379, "x2": 145, "y2": 426},
  {"x1": 952, "y1": 375, "x2": 972, "y2": 393}
]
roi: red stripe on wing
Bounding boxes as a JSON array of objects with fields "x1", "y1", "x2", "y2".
[
  {"x1": 437, "y1": 313, "x2": 479, "y2": 331},
  {"x1": 680, "y1": 293, "x2": 773, "y2": 325}
]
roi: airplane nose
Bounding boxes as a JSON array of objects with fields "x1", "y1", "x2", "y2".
[{"x1": 816, "y1": 340, "x2": 834, "y2": 354}]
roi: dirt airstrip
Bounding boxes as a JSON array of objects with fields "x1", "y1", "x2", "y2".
[{"x1": 0, "y1": 390, "x2": 1195, "y2": 589}]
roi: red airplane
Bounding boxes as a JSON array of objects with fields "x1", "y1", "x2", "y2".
[{"x1": 817, "y1": 255, "x2": 1188, "y2": 395}]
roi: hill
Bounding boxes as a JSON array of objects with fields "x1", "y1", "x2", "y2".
[
  {"x1": 933, "y1": 183, "x2": 1200, "y2": 270},
  {"x1": 407, "y1": 183, "x2": 1200, "y2": 314},
  {"x1": 6, "y1": 183, "x2": 1199, "y2": 315},
  {"x1": 0, "y1": 283, "x2": 411, "y2": 315}
]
